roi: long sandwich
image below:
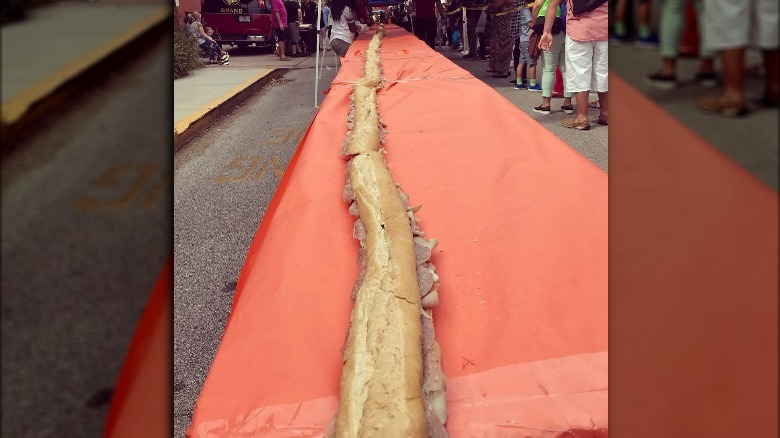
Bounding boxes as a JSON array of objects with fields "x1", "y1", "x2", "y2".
[{"x1": 334, "y1": 25, "x2": 448, "y2": 438}]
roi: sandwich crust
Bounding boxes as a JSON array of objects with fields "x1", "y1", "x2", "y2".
[{"x1": 336, "y1": 151, "x2": 427, "y2": 437}]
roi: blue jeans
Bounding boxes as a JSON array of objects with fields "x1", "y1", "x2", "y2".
[{"x1": 199, "y1": 40, "x2": 221, "y2": 62}]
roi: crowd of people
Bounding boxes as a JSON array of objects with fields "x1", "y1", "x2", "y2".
[
  {"x1": 407, "y1": 0, "x2": 609, "y2": 130},
  {"x1": 188, "y1": 0, "x2": 777, "y2": 120},
  {"x1": 610, "y1": 0, "x2": 777, "y2": 117}
]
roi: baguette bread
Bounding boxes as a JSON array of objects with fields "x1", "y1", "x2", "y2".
[
  {"x1": 336, "y1": 151, "x2": 427, "y2": 437},
  {"x1": 335, "y1": 25, "x2": 447, "y2": 438}
]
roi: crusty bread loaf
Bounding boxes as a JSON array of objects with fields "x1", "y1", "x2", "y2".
[
  {"x1": 336, "y1": 151, "x2": 427, "y2": 437},
  {"x1": 344, "y1": 85, "x2": 381, "y2": 155}
]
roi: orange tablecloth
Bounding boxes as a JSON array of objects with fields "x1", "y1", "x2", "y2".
[
  {"x1": 105, "y1": 29, "x2": 777, "y2": 438},
  {"x1": 188, "y1": 26, "x2": 608, "y2": 436},
  {"x1": 609, "y1": 76, "x2": 778, "y2": 437}
]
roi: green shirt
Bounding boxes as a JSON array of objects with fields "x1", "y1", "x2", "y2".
[{"x1": 537, "y1": 0, "x2": 561, "y2": 18}]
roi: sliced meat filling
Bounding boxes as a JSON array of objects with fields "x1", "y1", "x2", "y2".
[
  {"x1": 343, "y1": 166, "x2": 354, "y2": 203},
  {"x1": 352, "y1": 219, "x2": 366, "y2": 242},
  {"x1": 421, "y1": 311, "x2": 447, "y2": 437},
  {"x1": 348, "y1": 201, "x2": 360, "y2": 217}
]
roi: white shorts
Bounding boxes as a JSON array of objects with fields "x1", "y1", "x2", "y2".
[
  {"x1": 703, "y1": 0, "x2": 778, "y2": 51},
  {"x1": 564, "y1": 36, "x2": 608, "y2": 93}
]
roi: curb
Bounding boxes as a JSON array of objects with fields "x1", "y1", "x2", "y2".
[
  {"x1": 1, "y1": 8, "x2": 171, "y2": 155},
  {"x1": 173, "y1": 68, "x2": 289, "y2": 151}
]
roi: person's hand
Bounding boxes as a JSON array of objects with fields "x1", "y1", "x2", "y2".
[{"x1": 539, "y1": 31, "x2": 552, "y2": 51}]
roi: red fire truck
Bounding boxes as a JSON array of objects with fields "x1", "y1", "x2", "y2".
[{"x1": 201, "y1": 0, "x2": 276, "y2": 50}]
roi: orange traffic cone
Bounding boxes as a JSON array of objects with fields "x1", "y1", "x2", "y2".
[{"x1": 678, "y1": 1, "x2": 699, "y2": 57}]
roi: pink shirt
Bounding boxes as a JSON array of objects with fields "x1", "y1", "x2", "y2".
[
  {"x1": 271, "y1": 0, "x2": 287, "y2": 28},
  {"x1": 564, "y1": 0, "x2": 608, "y2": 42}
]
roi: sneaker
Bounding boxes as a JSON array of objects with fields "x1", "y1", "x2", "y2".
[
  {"x1": 562, "y1": 117, "x2": 591, "y2": 130},
  {"x1": 513, "y1": 82, "x2": 528, "y2": 90},
  {"x1": 635, "y1": 35, "x2": 660, "y2": 48},
  {"x1": 533, "y1": 105, "x2": 551, "y2": 114},
  {"x1": 644, "y1": 72, "x2": 677, "y2": 90},
  {"x1": 695, "y1": 71, "x2": 718, "y2": 88},
  {"x1": 561, "y1": 105, "x2": 574, "y2": 114},
  {"x1": 220, "y1": 52, "x2": 229, "y2": 61},
  {"x1": 527, "y1": 83, "x2": 542, "y2": 92},
  {"x1": 610, "y1": 33, "x2": 630, "y2": 45}
]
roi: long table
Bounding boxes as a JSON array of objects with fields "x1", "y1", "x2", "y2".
[{"x1": 187, "y1": 25, "x2": 608, "y2": 437}]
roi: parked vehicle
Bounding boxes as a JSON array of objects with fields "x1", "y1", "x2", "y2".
[{"x1": 201, "y1": 0, "x2": 276, "y2": 50}]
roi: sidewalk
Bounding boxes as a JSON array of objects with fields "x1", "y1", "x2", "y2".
[
  {"x1": 173, "y1": 47, "x2": 341, "y2": 149},
  {"x1": 1, "y1": 0, "x2": 169, "y2": 147},
  {"x1": 609, "y1": 43, "x2": 778, "y2": 190},
  {"x1": 173, "y1": 44, "x2": 609, "y2": 171},
  {"x1": 173, "y1": 67, "x2": 277, "y2": 149}
]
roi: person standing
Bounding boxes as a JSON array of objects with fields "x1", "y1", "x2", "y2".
[
  {"x1": 271, "y1": 0, "x2": 291, "y2": 60},
  {"x1": 320, "y1": 0, "x2": 332, "y2": 50},
  {"x1": 530, "y1": 0, "x2": 571, "y2": 114},
  {"x1": 329, "y1": 0, "x2": 359, "y2": 57},
  {"x1": 414, "y1": 0, "x2": 446, "y2": 48},
  {"x1": 462, "y1": 0, "x2": 487, "y2": 57},
  {"x1": 645, "y1": 0, "x2": 717, "y2": 89},
  {"x1": 513, "y1": 4, "x2": 535, "y2": 90},
  {"x1": 696, "y1": 0, "x2": 778, "y2": 116},
  {"x1": 284, "y1": 0, "x2": 303, "y2": 56},
  {"x1": 475, "y1": 9, "x2": 489, "y2": 59},
  {"x1": 540, "y1": 0, "x2": 608, "y2": 129},
  {"x1": 302, "y1": 0, "x2": 318, "y2": 52},
  {"x1": 486, "y1": 0, "x2": 518, "y2": 77}
]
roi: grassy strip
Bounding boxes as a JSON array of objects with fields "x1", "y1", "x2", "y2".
[{"x1": 174, "y1": 10, "x2": 204, "y2": 79}]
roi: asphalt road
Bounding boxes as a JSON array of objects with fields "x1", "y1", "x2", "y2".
[
  {"x1": 1, "y1": 37, "x2": 170, "y2": 436},
  {"x1": 173, "y1": 38, "x2": 607, "y2": 438},
  {"x1": 173, "y1": 64, "x2": 340, "y2": 437},
  {"x1": 609, "y1": 44, "x2": 778, "y2": 191}
]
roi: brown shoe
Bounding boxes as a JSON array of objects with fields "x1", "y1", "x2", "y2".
[
  {"x1": 696, "y1": 96, "x2": 748, "y2": 117},
  {"x1": 562, "y1": 117, "x2": 591, "y2": 130},
  {"x1": 597, "y1": 114, "x2": 608, "y2": 125}
]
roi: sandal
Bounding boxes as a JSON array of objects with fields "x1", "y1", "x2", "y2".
[
  {"x1": 588, "y1": 100, "x2": 600, "y2": 109},
  {"x1": 561, "y1": 117, "x2": 591, "y2": 130},
  {"x1": 696, "y1": 96, "x2": 748, "y2": 117},
  {"x1": 561, "y1": 105, "x2": 574, "y2": 114},
  {"x1": 597, "y1": 116, "x2": 608, "y2": 125}
]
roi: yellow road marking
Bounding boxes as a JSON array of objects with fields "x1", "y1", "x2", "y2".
[{"x1": 2, "y1": 5, "x2": 170, "y2": 125}]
